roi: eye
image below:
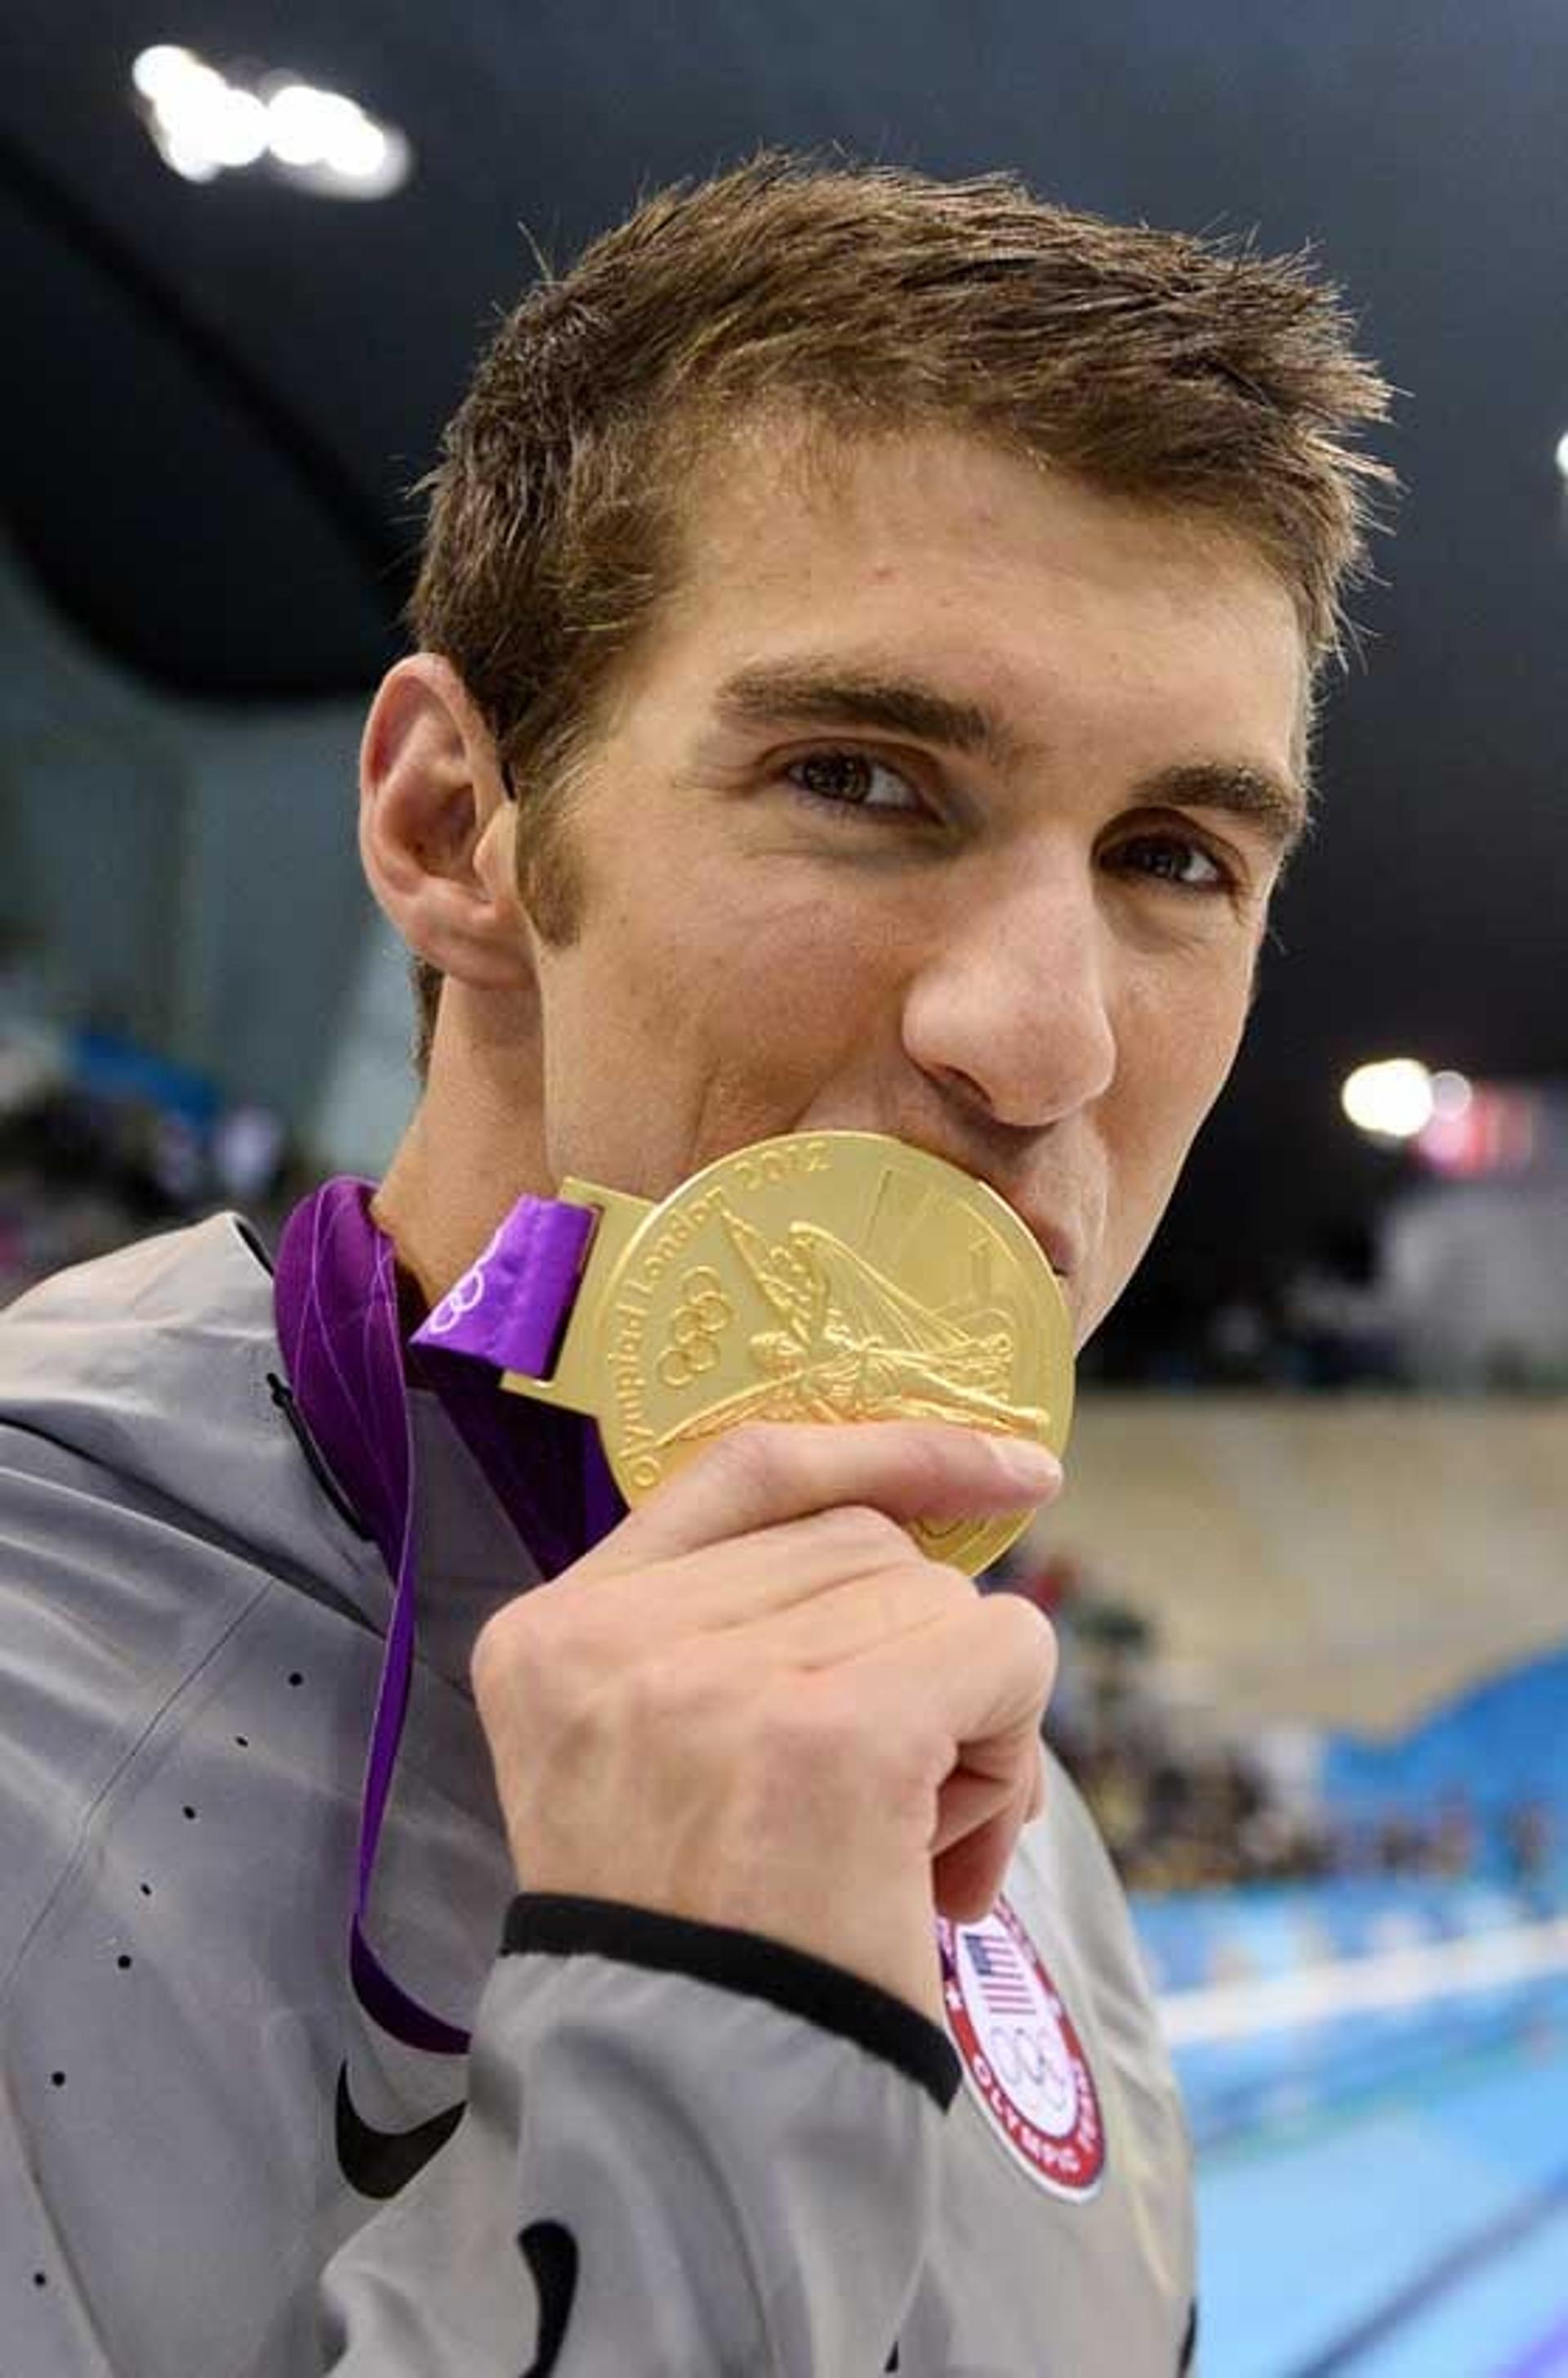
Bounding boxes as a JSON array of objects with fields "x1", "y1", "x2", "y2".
[
  {"x1": 783, "y1": 749, "x2": 928, "y2": 820},
  {"x1": 1109, "y1": 831, "x2": 1237, "y2": 893}
]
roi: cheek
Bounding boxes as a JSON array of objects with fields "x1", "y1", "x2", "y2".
[
  {"x1": 1076, "y1": 976, "x2": 1250, "y2": 1347},
  {"x1": 567, "y1": 878, "x2": 909, "y2": 1157},
  {"x1": 1115, "y1": 961, "x2": 1255, "y2": 1201},
  {"x1": 695, "y1": 883, "x2": 905, "y2": 1049},
  {"x1": 683, "y1": 906, "x2": 902, "y2": 1167}
]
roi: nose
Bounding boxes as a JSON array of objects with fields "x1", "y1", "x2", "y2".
[{"x1": 899, "y1": 845, "x2": 1117, "y2": 1129}]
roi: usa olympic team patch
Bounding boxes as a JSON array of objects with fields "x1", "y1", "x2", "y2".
[{"x1": 938, "y1": 1895, "x2": 1106, "y2": 2200}]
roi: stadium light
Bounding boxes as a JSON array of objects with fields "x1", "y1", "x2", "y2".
[
  {"x1": 131, "y1": 46, "x2": 410, "y2": 198},
  {"x1": 1340, "y1": 1058, "x2": 1435, "y2": 1142}
]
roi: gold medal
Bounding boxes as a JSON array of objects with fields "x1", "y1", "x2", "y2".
[{"x1": 503, "y1": 1130, "x2": 1074, "y2": 1575}]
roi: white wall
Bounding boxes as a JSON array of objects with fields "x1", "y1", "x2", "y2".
[{"x1": 1035, "y1": 1389, "x2": 1568, "y2": 1735}]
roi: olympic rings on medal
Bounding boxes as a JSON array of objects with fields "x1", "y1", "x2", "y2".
[{"x1": 655, "y1": 1267, "x2": 736, "y2": 1387}]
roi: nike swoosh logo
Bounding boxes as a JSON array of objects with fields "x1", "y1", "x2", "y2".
[
  {"x1": 518, "y1": 2221, "x2": 579, "y2": 2378},
  {"x1": 335, "y1": 2062, "x2": 466, "y2": 2199}
]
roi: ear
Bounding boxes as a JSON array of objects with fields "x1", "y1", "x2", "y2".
[{"x1": 359, "y1": 654, "x2": 531, "y2": 990}]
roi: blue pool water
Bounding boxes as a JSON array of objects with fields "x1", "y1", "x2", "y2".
[{"x1": 1196, "y1": 2030, "x2": 1568, "y2": 2376}]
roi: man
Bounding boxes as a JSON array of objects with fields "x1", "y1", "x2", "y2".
[{"x1": 0, "y1": 157, "x2": 1389, "y2": 2373}]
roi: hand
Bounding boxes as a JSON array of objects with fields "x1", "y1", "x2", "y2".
[{"x1": 471, "y1": 1421, "x2": 1062, "y2": 2025}]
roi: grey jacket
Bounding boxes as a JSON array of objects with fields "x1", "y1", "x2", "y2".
[{"x1": 0, "y1": 1213, "x2": 1196, "y2": 2376}]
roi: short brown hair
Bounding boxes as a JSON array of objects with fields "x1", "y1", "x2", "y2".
[{"x1": 406, "y1": 153, "x2": 1392, "y2": 1075}]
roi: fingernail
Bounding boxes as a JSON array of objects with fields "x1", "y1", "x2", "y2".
[{"x1": 993, "y1": 1439, "x2": 1062, "y2": 1493}]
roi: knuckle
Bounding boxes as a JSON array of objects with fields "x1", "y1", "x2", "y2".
[
  {"x1": 927, "y1": 1562, "x2": 982, "y2": 1634},
  {"x1": 707, "y1": 1421, "x2": 789, "y2": 1498},
  {"x1": 472, "y1": 1579, "x2": 610, "y2": 1735},
  {"x1": 470, "y1": 1596, "x2": 532, "y2": 1715},
  {"x1": 820, "y1": 1502, "x2": 909, "y2": 1568},
  {"x1": 889, "y1": 1556, "x2": 977, "y2": 1620},
  {"x1": 987, "y1": 1591, "x2": 1058, "y2": 1684}
]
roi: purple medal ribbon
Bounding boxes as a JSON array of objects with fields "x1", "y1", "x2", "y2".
[{"x1": 275, "y1": 1177, "x2": 621, "y2": 2054}]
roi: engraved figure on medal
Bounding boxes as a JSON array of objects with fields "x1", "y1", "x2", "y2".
[
  {"x1": 654, "y1": 1211, "x2": 1053, "y2": 1445},
  {"x1": 599, "y1": 1135, "x2": 1072, "y2": 1574}
]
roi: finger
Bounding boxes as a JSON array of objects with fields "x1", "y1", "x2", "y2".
[
  {"x1": 839, "y1": 1588, "x2": 1058, "y2": 1782},
  {"x1": 930, "y1": 1764, "x2": 1020, "y2": 1857},
  {"x1": 933, "y1": 1790, "x2": 1033, "y2": 1923},
  {"x1": 809, "y1": 1592, "x2": 1053, "y2": 1910},
  {"x1": 731, "y1": 1553, "x2": 973, "y2": 1668},
  {"x1": 563, "y1": 1502, "x2": 923, "y2": 1633},
  {"x1": 597, "y1": 1418, "x2": 1062, "y2": 1570}
]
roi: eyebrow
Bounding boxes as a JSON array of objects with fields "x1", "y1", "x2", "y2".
[
  {"x1": 712, "y1": 658, "x2": 1309, "y2": 859},
  {"x1": 714, "y1": 661, "x2": 1015, "y2": 767},
  {"x1": 1129, "y1": 761, "x2": 1310, "y2": 859}
]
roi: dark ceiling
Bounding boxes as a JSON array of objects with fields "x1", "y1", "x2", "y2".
[{"x1": 5, "y1": 1, "x2": 1566, "y2": 1364}]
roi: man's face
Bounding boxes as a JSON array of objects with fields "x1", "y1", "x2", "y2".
[{"x1": 514, "y1": 425, "x2": 1306, "y2": 1349}]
